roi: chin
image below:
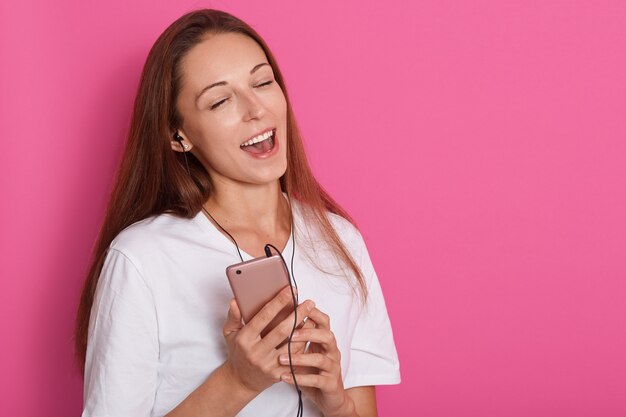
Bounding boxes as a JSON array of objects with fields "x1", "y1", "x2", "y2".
[
  {"x1": 244, "y1": 163, "x2": 286, "y2": 184},
  {"x1": 254, "y1": 172, "x2": 286, "y2": 185}
]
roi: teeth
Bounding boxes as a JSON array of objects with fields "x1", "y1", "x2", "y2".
[{"x1": 241, "y1": 129, "x2": 274, "y2": 147}]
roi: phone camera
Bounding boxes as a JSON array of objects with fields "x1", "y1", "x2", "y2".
[{"x1": 236, "y1": 269, "x2": 242, "y2": 275}]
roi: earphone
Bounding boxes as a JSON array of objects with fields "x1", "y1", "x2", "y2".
[
  {"x1": 172, "y1": 130, "x2": 304, "y2": 415},
  {"x1": 172, "y1": 132, "x2": 192, "y2": 176},
  {"x1": 172, "y1": 132, "x2": 189, "y2": 149}
]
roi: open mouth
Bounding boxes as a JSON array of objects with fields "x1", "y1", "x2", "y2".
[{"x1": 240, "y1": 128, "x2": 276, "y2": 155}]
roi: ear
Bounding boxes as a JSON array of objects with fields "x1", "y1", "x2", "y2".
[{"x1": 171, "y1": 130, "x2": 194, "y2": 153}]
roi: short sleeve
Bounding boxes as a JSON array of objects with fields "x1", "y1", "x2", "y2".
[
  {"x1": 82, "y1": 248, "x2": 159, "y2": 417},
  {"x1": 343, "y1": 236, "x2": 401, "y2": 389}
]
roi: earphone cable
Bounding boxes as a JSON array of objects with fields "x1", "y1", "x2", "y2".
[
  {"x1": 182, "y1": 149, "x2": 190, "y2": 177},
  {"x1": 174, "y1": 133, "x2": 192, "y2": 178},
  {"x1": 201, "y1": 207, "x2": 245, "y2": 263},
  {"x1": 265, "y1": 242, "x2": 302, "y2": 417},
  {"x1": 203, "y1": 194, "x2": 302, "y2": 417}
]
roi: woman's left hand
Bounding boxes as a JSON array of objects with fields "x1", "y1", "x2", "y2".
[{"x1": 278, "y1": 307, "x2": 355, "y2": 417}]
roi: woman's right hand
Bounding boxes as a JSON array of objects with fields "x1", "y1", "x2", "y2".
[{"x1": 221, "y1": 286, "x2": 315, "y2": 394}]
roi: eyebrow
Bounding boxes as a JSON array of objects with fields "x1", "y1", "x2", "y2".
[{"x1": 195, "y1": 62, "x2": 270, "y2": 105}]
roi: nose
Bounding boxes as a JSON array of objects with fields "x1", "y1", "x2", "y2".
[{"x1": 241, "y1": 89, "x2": 266, "y2": 121}]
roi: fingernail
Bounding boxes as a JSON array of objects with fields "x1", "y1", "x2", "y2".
[
  {"x1": 292, "y1": 330, "x2": 299, "y2": 338},
  {"x1": 281, "y1": 373, "x2": 291, "y2": 381},
  {"x1": 279, "y1": 354, "x2": 289, "y2": 364},
  {"x1": 307, "y1": 301, "x2": 315, "y2": 311}
]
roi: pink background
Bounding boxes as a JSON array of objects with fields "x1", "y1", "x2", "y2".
[{"x1": 1, "y1": 1, "x2": 625, "y2": 416}]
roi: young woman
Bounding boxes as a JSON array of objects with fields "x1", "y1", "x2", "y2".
[{"x1": 75, "y1": 8, "x2": 400, "y2": 417}]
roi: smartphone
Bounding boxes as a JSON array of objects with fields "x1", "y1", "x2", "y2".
[{"x1": 226, "y1": 254, "x2": 300, "y2": 341}]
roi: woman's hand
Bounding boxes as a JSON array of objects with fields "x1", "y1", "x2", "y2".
[
  {"x1": 221, "y1": 286, "x2": 316, "y2": 395},
  {"x1": 278, "y1": 307, "x2": 356, "y2": 417}
]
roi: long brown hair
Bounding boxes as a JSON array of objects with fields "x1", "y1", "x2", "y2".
[{"x1": 75, "y1": 8, "x2": 367, "y2": 371}]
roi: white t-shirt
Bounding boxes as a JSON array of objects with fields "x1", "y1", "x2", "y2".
[{"x1": 82, "y1": 194, "x2": 400, "y2": 417}]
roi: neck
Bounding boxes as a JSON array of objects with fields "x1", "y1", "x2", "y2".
[{"x1": 203, "y1": 180, "x2": 291, "y2": 236}]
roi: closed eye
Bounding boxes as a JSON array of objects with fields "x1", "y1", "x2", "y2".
[
  {"x1": 211, "y1": 98, "x2": 228, "y2": 110},
  {"x1": 210, "y1": 80, "x2": 274, "y2": 110},
  {"x1": 256, "y1": 80, "x2": 274, "y2": 88}
]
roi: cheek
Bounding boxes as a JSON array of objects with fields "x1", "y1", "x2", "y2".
[
  {"x1": 195, "y1": 115, "x2": 236, "y2": 148},
  {"x1": 188, "y1": 127, "x2": 234, "y2": 168},
  {"x1": 269, "y1": 89, "x2": 287, "y2": 115},
  {"x1": 280, "y1": 95, "x2": 288, "y2": 114}
]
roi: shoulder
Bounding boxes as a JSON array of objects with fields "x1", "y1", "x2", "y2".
[
  {"x1": 109, "y1": 212, "x2": 200, "y2": 261},
  {"x1": 325, "y1": 211, "x2": 365, "y2": 249},
  {"x1": 293, "y1": 198, "x2": 366, "y2": 258}
]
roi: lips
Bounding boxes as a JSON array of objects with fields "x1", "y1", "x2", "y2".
[
  {"x1": 240, "y1": 129, "x2": 279, "y2": 159},
  {"x1": 239, "y1": 127, "x2": 276, "y2": 146},
  {"x1": 241, "y1": 135, "x2": 274, "y2": 154}
]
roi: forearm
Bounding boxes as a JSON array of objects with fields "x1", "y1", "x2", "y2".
[
  {"x1": 165, "y1": 362, "x2": 259, "y2": 417},
  {"x1": 325, "y1": 395, "x2": 361, "y2": 417}
]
